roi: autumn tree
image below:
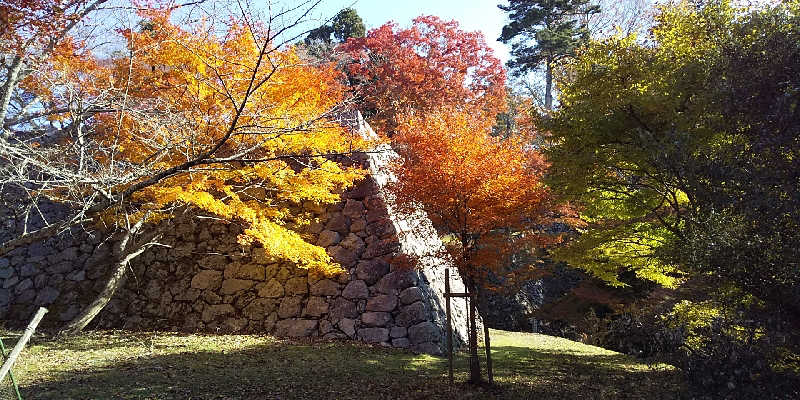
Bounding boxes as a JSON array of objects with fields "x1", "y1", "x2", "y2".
[
  {"x1": 499, "y1": 0, "x2": 600, "y2": 109},
  {"x1": 544, "y1": 0, "x2": 800, "y2": 394},
  {"x1": 0, "y1": 1, "x2": 368, "y2": 332},
  {"x1": 341, "y1": 16, "x2": 506, "y2": 135},
  {"x1": 391, "y1": 108, "x2": 557, "y2": 384}
]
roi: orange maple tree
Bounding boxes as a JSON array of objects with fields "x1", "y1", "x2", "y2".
[
  {"x1": 391, "y1": 107, "x2": 559, "y2": 383},
  {"x1": 341, "y1": 15, "x2": 507, "y2": 135}
]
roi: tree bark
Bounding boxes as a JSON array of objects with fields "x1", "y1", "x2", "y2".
[
  {"x1": 545, "y1": 58, "x2": 553, "y2": 111},
  {"x1": 58, "y1": 220, "x2": 154, "y2": 335},
  {"x1": 467, "y1": 286, "x2": 482, "y2": 384}
]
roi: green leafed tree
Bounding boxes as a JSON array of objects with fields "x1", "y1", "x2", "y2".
[
  {"x1": 499, "y1": 0, "x2": 600, "y2": 109},
  {"x1": 332, "y1": 8, "x2": 366, "y2": 42},
  {"x1": 544, "y1": 0, "x2": 800, "y2": 393},
  {"x1": 304, "y1": 7, "x2": 365, "y2": 45}
]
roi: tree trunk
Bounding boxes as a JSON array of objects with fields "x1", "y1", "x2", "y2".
[
  {"x1": 545, "y1": 58, "x2": 553, "y2": 111},
  {"x1": 467, "y1": 287, "x2": 482, "y2": 384},
  {"x1": 58, "y1": 221, "x2": 154, "y2": 335}
]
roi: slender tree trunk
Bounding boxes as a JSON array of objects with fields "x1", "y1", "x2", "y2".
[
  {"x1": 0, "y1": 56, "x2": 24, "y2": 128},
  {"x1": 545, "y1": 58, "x2": 553, "y2": 111},
  {"x1": 59, "y1": 220, "x2": 154, "y2": 335},
  {"x1": 467, "y1": 285, "x2": 482, "y2": 384}
]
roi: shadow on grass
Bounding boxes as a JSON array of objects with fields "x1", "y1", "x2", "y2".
[{"x1": 19, "y1": 335, "x2": 684, "y2": 400}]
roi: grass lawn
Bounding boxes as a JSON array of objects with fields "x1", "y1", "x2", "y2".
[{"x1": 1, "y1": 329, "x2": 684, "y2": 399}]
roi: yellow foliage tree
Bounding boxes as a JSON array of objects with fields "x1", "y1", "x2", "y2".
[{"x1": 0, "y1": 2, "x2": 368, "y2": 333}]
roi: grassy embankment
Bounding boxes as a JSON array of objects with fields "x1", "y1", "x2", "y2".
[{"x1": 1, "y1": 329, "x2": 683, "y2": 399}]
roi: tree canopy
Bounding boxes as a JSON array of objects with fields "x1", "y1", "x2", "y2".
[
  {"x1": 341, "y1": 16, "x2": 507, "y2": 134},
  {"x1": 544, "y1": 0, "x2": 800, "y2": 392},
  {"x1": 499, "y1": 0, "x2": 599, "y2": 109},
  {"x1": 304, "y1": 7, "x2": 366, "y2": 45},
  {"x1": 0, "y1": 1, "x2": 368, "y2": 332},
  {"x1": 391, "y1": 107, "x2": 559, "y2": 383}
]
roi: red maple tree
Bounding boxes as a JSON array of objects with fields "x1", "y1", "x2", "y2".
[{"x1": 341, "y1": 15, "x2": 507, "y2": 135}]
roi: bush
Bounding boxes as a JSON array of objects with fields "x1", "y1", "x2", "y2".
[{"x1": 594, "y1": 306, "x2": 800, "y2": 399}]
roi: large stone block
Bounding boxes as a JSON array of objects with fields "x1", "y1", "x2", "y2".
[
  {"x1": 66, "y1": 269, "x2": 85, "y2": 281},
  {"x1": 202, "y1": 304, "x2": 235, "y2": 323},
  {"x1": 328, "y1": 246, "x2": 357, "y2": 267},
  {"x1": 339, "y1": 233, "x2": 365, "y2": 255},
  {"x1": 355, "y1": 259, "x2": 389, "y2": 285},
  {"x1": 284, "y1": 277, "x2": 308, "y2": 295},
  {"x1": 342, "y1": 199, "x2": 366, "y2": 218},
  {"x1": 342, "y1": 280, "x2": 369, "y2": 299},
  {"x1": 16, "y1": 289, "x2": 35, "y2": 303},
  {"x1": 390, "y1": 326, "x2": 407, "y2": 338},
  {"x1": 408, "y1": 321, "x2": 440, "y2": 344},
  {"x1": 350, "y1": 218, "x2": 367, "y2": 233},
  {"x1": 361, "y1": 312, "x2": 391, "y2": 327},
  {"x1": 220, "y1": 279, "x2": 255, "y2": 295},
  {"x1": 223, "y1": 262, "x2": 241, "y2": 279},
  {"x1": 46, "y1": 262, "x2": 74, "y2": 275},
  {"x1": 275, "y1": 319, "x2": 318, "y2": 337},
  {"x1": 14, "y1": 278, "x2": 33, "y2": 295},
  {"x1": 235, "y1": 264, "x2": 265, "y2": 281},
  {"x1": 190, "y1": 270, "x2": 223, "y2": 290},
  {"x1": 33, "y1": 274, "x2": 47, "y2": 289},
  {"x1": 399, "y1": 287, "x2": 424, "y2": 305},
  {"x1": 256, "y1": 279, "x2": 284, "y2": 298},
  {"x1": 197, "y1": 254, "x2": 228, "y2": 270},
  {"x1": 317, "y1": 230, "x2": 341, "y2": 248},
  {"x1": 366, "y1": 221, "x2": 397, "y2": 239},
  {"x1": 343, "y1": 177, "x2": 378, "y2": 200},
  {"x1": 302, "y1": 296, "x2": 329, "y2": 317},
  {"x1": 2, "y1": 276, "x2": 18, "y2": 289},
  {"x1": 375, "y1": 270, "x2": 417, "y2": 294},
  {"x1": 358, "y1": 327, "x2": 389, "y2": 343},
  {"x1": 365, "y1": 294, "x2": 397, "y2": 312},
  {"x1": 243, "y1": 298, "x2": 278, "y2": 320},
  {"x1": 278, "y1": 296, "x2": 303, "y2": 319},
  {"x1": 396, "y1": 301, "x2": 427, "y2": 327},
  {"x1": 33, "y1": 286, "x2": 60, "y2": 305},
  {"x1": 339, "y1": 318, "x2": 356, "y2": 337},
  {"x1": 325, "y1": 214, "x2": 350, "y2": 234},
  {"x1": 310, "y1": 279, "x2": 340, "y2": 296},
  {"x1": 225, "y1": 318, "x2": 249, "y2": 332},
  {"x1": 362, "y1": 238, "x2": 399, "y2": 259},
  {"x1": 329, "y1": 298, "x2": 359, "y2": 320},
  {"x1": 19, "y1": 264, "x2": 39, "y2": 277}
]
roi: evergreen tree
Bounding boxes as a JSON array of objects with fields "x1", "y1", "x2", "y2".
[
  {"x1": 332, "y1": 8, "x2": 366, "y2": 42},
  {"x1": 303, "y1": 7, "x2": 365, "y2": 45},
  {"x1": 499, "y1": 0, "x2": 599, "y2": 109}
]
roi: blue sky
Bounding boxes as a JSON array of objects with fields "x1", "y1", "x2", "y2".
[{"x1": 277, "y1": 0, "x2": 512, "y2": 63}]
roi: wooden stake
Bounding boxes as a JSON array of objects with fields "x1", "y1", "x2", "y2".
[
  {"x1": 445, "y1": 268, "x2": 453, "y2": 386},
  {"x1": 0, "y1": 307, "x2": 47, "y2": 383}
]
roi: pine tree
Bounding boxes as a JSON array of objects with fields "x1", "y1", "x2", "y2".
[{"x1": 499, "y1": 0, "x2": 599, "y2": 109}]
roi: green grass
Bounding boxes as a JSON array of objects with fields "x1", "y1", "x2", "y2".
[{"x1": 1, "y1": 329, "x2": 684, "y2": 399}]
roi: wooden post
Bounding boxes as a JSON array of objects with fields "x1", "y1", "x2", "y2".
[
  {"x1": 445, "y1": 268, "x2": 453, "y2": 386},
  {"x1": 0, "y1": 337, "x2": 22, "y2": 400},
  {"x1": 0, "y1": 307, "x2": 47, "y2": 383},
  {"x1": 482, "y1": 295, "x2": 494, "y2": 385}
]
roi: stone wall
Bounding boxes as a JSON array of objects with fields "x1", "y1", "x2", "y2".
[{"x1": 0, "y1": 113, "x2": 472, "y2": 354}]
